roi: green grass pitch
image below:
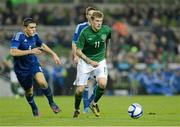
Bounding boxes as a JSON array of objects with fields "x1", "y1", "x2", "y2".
[{"x1": 0, "y1": 96, "x2": 180, "y2": 126}]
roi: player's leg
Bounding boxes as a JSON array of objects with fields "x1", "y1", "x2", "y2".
[
  {"x1": 35, "y1": 72, "x2": 61, "y2": 114},
  {"x1": 16, "y1": 72, "x2": 39, "y2": 117},
  {"x1": 83, "y1": 85, "x2": 89, "y2": 113},
  {"x1": 73, "y1": 80, "x2": 82, "y2": 117},
  {"x1": 25, "y1": 87, "x2": 39, "y2": 117},
  {"x1": 73, "y1": 85, "x2": 84, "y2": 118},
  {"x1": 88, "y1": 82, "x2": 97, "y2": 105},
  {"x1": 74, "y1": 78, "x2": 89, "y2": 113},
  {"x1": 73, "y1": 73, "x2": 90, "y2": 118},
  {"x1": 90, "y1": 60, "x2": 108, "y2": 117},
  {"x1": 89, "y1": 77, "x2": 106, "y2": 117},
  {"x1": 83, "y1": 76, "x2": 95, "y2": 113},
  {"x1": 73, "y1": 59, "x2": 93, "y2": 117},
  {"x1": 83, "y1": 78, "x2": 97, "y2": 113},
  {"x1": 93, "y1": 77, "x2": 107, "y2": 103}
]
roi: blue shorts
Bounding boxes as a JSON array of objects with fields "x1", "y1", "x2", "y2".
[{"x1": 15, "y1": 64, "x2": 43, "y2": 90}]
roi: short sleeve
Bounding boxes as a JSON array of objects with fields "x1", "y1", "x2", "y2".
[
  {"x1": 11, "y1": 32, "x2": 22, "y2": 49},
  {"x1": 72, "y1": 22, "x2": 88, "y2": 44},
  {"x1": 72, "y1": 27, "x2": 79, "y2": 44}
]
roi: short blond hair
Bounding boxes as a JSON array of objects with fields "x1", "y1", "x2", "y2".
[{"x1": 91, "y1": 11, "x2": 104, "y2": 20}]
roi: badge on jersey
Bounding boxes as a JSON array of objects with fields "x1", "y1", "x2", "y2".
[{"x1": 101, "y1": 34, "x2": 107, "y2": 41}]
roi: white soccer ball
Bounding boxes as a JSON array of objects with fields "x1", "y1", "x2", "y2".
[{"x1": 128, "y1": 103, "x2": 143, "y2": 119}]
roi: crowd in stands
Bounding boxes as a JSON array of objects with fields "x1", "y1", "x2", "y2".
[
  {"x1": 0, "y1": 1, "x2": 180, "y2": 26},
  {"x1": 128, "y1": 66, "x2": 180, "y2": 95},
  {"x1": 0, "y1": 1, "x2": 180, "y2": 95}
]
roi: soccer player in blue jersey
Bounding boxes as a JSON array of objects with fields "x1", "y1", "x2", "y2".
[
  {"x1": 10, "y1": 18, "x2": 61, "y2": 117},
  {"x1": 72, "y1": 6, "x2": 97, "y2": 113}
]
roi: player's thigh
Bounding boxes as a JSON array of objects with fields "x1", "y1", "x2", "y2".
[
  {"x1": 76, "y1": 59, "x2": 92, "y2": 86},
  {"x1": 94, "y1": 60, "x2": 108, "y2": 87},
  {"x1": 34, "y1": 72, "x2": 47, "y2": 87},
  {"x1": 76, "y1": 72, "x2": 90, "y2": 86},
  {"x1": 15, "y1": 73, "x2": 33, "y2": 96},
  {"x1": 15, "y1": 71, "x2": 33, "y2": 91}
]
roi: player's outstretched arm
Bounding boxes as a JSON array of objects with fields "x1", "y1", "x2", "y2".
[
  {"x1": 10, "y1": 48, "x2": 42, "y2": 56},
  {"x1": 41, "y1": 43, "x2": 61, "y2": 65}
]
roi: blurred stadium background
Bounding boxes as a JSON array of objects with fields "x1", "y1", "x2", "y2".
[{"x1": 0, "y1": 0, "x2": 180, "y2": 97}]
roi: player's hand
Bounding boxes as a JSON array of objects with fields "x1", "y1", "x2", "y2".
[
  {"x1": 31, "y1": 48, "x2": 42, "y2": 55},
  {"x1": 73, "y1": 54, "x2": 79, "y2": 65},
  {"x1": 52, "y1": 53, "x2": 61, "y2": 65},
  {"x1": 90, "y1": 60, "x2": 99, "y2": 68}
]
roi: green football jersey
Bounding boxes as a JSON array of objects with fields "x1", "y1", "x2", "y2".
[{"x1": 77, "y1": 25, "x2": 111, "y2": 62}]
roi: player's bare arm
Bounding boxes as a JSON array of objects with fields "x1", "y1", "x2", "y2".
[
  {"x1": 10, "y1": 47, "x2": 42, "y2": 56},
  {"x1": 41, "y1": 43, "x2": 61, "y2": 65},
  {"x1": 76, "y1": 48, "x2": 99, "y2": 67},
  {"x1": 72, "y1": 43, "x2": 79, "y2": 65}
]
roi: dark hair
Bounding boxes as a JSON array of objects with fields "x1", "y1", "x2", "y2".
[{"x1": 23, "y1": 17, "x2": 37, "y2": 27}]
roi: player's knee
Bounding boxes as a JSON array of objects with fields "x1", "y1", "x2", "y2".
[
  {"x1": 25, "y1": 89, "x2": 33, "y2": 96},
  {"x1": 76, "y1": 87, "x2": 84, "y2": 95},
  {"x1": 98, "y1": 78, "x2": 107, "y2": 89},
  {"x1": 37, "y1": 80, "x2": 48, "y2": 88},
  {"x1": 77, "y1": 89, "x2": 84, "y2": 94}
]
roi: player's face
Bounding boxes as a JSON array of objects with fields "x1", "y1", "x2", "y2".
[
  {"x1": 24, "y1": 23, "x2": 36, "y2": 37},
  {"x1": 91, "y1": 17, "x2": 103, "y2": 31}
]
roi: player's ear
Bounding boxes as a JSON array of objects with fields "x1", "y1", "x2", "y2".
[{"x1": 22, "y1": 25, "x2": 27, "y2": 30}]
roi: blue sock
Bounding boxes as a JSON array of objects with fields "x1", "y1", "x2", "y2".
[
  {"x1": 89, "y1": 83, "x2": 97, "y2": 104},
  {"x1": 41, "y1": 86, "x2": 54, "y2": 105},
  {"x1": 25, "y1": 95, "x2": 38, "y2": 110},
  {"x1": 83, "y1": 86, "x2": 89, "y2": 109}
]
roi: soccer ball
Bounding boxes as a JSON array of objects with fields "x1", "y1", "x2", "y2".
[{"x1": 128, "y1": 103, "x2": 143, "y2": 119}]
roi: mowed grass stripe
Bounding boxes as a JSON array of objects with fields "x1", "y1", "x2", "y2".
[{"x1": 0, "y1": 96, "x2": 179, "y2": 126}]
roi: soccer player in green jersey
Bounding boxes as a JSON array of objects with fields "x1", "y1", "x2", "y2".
[
  {"x1": 72, "y1": 6, "x2": 97, "y2": 113},
  {"x1": 73, "y1": 11, "x2": 111, "y2": 118}
]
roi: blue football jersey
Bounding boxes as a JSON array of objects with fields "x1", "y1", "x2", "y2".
[
  {"x1": 72, "y1": 22, "x2": 89, "y2": 44},
  {"x1": 11, "y1": 32, "x2": 43, "y2": 72}
]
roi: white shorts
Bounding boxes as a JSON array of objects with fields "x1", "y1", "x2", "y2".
[{"x1": 75, "y1": 59, "x2": 108, "y2": 86}]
